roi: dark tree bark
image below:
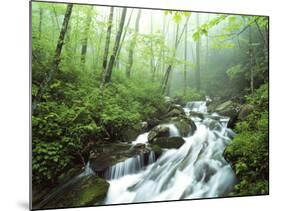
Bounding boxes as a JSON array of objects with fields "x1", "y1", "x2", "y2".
[
  {"x1": 38, "y1": 7, "x2": 43, "y2": 39},
  {"x1": 33, "y1": 4, "x2": 73, "y2": 110},
  {"x1": 102, "y1": 7, "x2": 114, "y2": 70},
  {"x1": 161, "y1": 15, "x2": 190, "y2": 94},
  {"x1": 126, "y1": 9, "x2": 141, "y2": 78},
  {"x1": 101, "y1": 8, "x2": 127, "y2": 86},
  {"x1": 249, "y1": 25, "x2": 254, "y2": 94},
  {"x1": 80, "y1": 7, "x2": 93, "y2": 68},
  {"x1": 115, "y1": 9, "x2": 134, "y2": 69},
  {"x1": 195, "y1": 14, "x2": 201, "y2": 91}
]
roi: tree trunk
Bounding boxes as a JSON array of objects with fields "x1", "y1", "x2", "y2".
[
  {"x1": 161, "y1": 15, "x2": 190, "y2": 94},
  {"x1": 80, "y1": 7, "x2": 93, "y2": 68},
  {"x1": 249, "y1": 25, "x2": 254, "y2": 93},
  {"x1": 101, "y1": 8, "x2": 127, "y2": 86},
  {"x1": 126, "y1": 9, "x2": 141, "y2": 78},
  {"x1": 195, "y1": 14, "x2": 201, "y2": 91},
  {"x1": 38, "y1": 7, "x2": 43, "y2": 39},
  {"x1": 33, "y1": 4, "x2": 73, "y2": 110},
  {"x1": 115, "y1": 9, "x2": 134, "y2": 69},
  {"x1": 102, "y1": 7, "x2": 114, "y2": 70},
  {"x1": 184, "y1": 22, "x2": 188, "y2": 96}
]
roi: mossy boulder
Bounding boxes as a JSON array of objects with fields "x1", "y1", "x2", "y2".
[
  {"x1": 151, "y1": 137, "x2": 185, "y2": 149},
  {"x1": 238, "y1": 104, "x2": 254, "y2": 120},
  {"x1": 161, "y1": 116, "x2": 196, "y2": 137},
  {"x1": 150, "y1": 144, "x2": 163, "y2": 158},
  {"x1": 165, "y1": 104, "x2": 186, "y2": 118},
  {"x1": 39, "y1": 175, "x2": 109, "y2": 209},
  {"x1": 71, "y1": 176, "x2": 109, "y2": 206},
  {"x1": 148, "y1": 125, "x2": 170, "y2": 143},
  {"x1": 211, "y1": 100, "x2": 241, "y2": 128}
]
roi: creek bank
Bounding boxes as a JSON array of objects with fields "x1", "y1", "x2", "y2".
[{"x1": 207, "y1": 98, "x2": 254, "y2": 129}]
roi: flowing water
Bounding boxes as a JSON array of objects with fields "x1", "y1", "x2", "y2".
[{"x1": 104, "y1": 101, "x2": 236, "y2": 204}]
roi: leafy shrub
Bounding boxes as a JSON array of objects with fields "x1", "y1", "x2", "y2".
[{"x1": 224, "y1": 84, "x2": 269, "y2": 195}]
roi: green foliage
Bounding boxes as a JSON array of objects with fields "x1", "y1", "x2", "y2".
[
  {"x1": 174, "y1": 88, "x2": 205, "y2": 104},
  {"x1": 224, "y1": 84, "x2": 269, "y2": 195}
]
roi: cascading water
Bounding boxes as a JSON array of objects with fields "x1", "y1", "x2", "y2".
[{"x1": 104, "y1": 101, "x2": 236, "y2": 204}]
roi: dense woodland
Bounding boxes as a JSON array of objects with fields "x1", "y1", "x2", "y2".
[{"x1": 31, "y1": 2, "x2": 269, "y2": 207}]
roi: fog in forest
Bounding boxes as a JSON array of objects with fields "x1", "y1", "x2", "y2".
[{"x1": 31, "y1": 2, "x2": 269, "y2": 209}]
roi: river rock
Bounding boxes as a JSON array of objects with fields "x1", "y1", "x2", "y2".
[
  {"x1": 151, "y1": 137, "x2": 185, "y2": 149},
  {"x1": 165, "y1": 104, "x2": 186, "y2": 118},
  {"x1": 148, "y1": 125, "x2": 170, "y2": 143},
  {"x1": 211, "y1": 100, "x2": 241, "y2": 128},
  {"x1": 162, "y1": 116, "x2": 197, "y2": 137},
  {"x1": 41, "y1": 175, "x2": 109, "y2": 209},
  {"x1": 89, "y1": 142, "x2": 152, "y2": 177},
  {"x1": 238, "y1": 104, "x2": 254, "y2": 120}
]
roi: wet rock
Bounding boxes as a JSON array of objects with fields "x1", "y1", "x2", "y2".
[
  {"x1": 148, "y1": 125, "x2": 170, "y2": 143},
  {"x1": 151, "y1": 137, "x2": 185, "y2": 149},
  {"x1": 165, "y1": 104, "x2": 186, "y2": 118},
  {"x1": 211, "y1": 100, "x2": 241, "y2": 129},
  {"x1": 149, "y1": 144, "x2": 163, "y2": 158},
  {"x1": 41, "y1": 175, "x2": 109, "y2": 209},
  {"x1": 161, "y1": 116, "x2": 197, "y2": 137},
  {"x1": 89, "y1": 142, "x2": 152, "y2": 177}
]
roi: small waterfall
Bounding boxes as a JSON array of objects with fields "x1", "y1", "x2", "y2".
[
  {"x1": 185, "y1": 101, "x2": 207, "y2": 113},
  {"x1": 105, "y1": 155, "x2": 145, "y2": 180},
  {"x1": 104, "y1": 100, "x2": 236, "y2": 204},
  {"x1": 131, "y1": 132, "x2": 149, "y2": 145},
  {"x1": 165, "y1": 124, "x2": 180, "y2": 137},
  {"x1": 78, "y1": 161, "x2": 94, "y2": 178},
  {"x1": 148, "y1": 151, "x2": 156, "y2": 164}
]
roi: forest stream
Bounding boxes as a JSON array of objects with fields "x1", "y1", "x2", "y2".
[
  {"x1": 104, "y1": 100, "x2": 236, "y2": 203},
  {"x1": 31, "y1": 2, "x2": 269, "y2": 209},
  {"x1": 36, "y1": 99, "x2": 237, "y2": 207}
]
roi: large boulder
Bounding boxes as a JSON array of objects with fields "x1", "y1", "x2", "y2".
[
  {"x1": 161, "y1": 116, "x2": 197, "y2": 137},
  {"x1": 89, "y1": 142, "x2": 153, "y2": 177},
  {"x1": 165, "y1": 104, "x2": 186, "y2": 118},
  {"x1": 148, "y1": 124, "x2": 170, "y2": 143},
  {"x1": 212, "y1": 100, "x2": 241, "y2": 128},
  {"x1": 238, "y1": 104, "x2": 254, "y2": 120},
  {"x1": 151, "y1": 137, "x2": 185, "y2": 149},
  {"x1": 40, "y1": 175, "x2": 109, "y2": 209}
]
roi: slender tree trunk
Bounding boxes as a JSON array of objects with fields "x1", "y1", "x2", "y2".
[
  {"x1": 80, "y1": 7, "x2": 93, "y2": 68},
  {"x1": 101, "y1": 8, "x2": 127, "y2": 86},
  {"x1": 184, "y1": 22, "x2": 188, "y2": 96},
  {"x1": 102, "y1": 7, "x2": 114, "y2": 70},
  {"x1": 126, "y1": 9, "x2": 141, "y2": 78},
  {"x1": 161, "y1": 15, "x2": 190, "y2": 94},
  {"x1": 195, "y1": 14, "x2": 201, "y2": 91},
  {"x1": 52, "y1": 6, "x2": 60, "y2": 31},
  {"x1": 150, "y1": 12, "x2": 156, "y2": 80},
  {"x1": 249, "y1": 25, "x2": 254, "y2": 93},
  {"x1": 162, "y1": 23, "x2": 179, "y2": 94},
  {"x1": 33, "y1": 4, "x2": 73, "y2": 110},
  {"x1": 115, "y1": 9, "x2": 134, "y2": 68},
  {"x1": 38, "y1": 8, "x2": 43, "y2": 40}
]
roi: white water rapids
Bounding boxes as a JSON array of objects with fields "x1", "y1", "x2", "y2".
[{"x1": 103, "y1": 101, "x2": 236, "y2": 204}]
